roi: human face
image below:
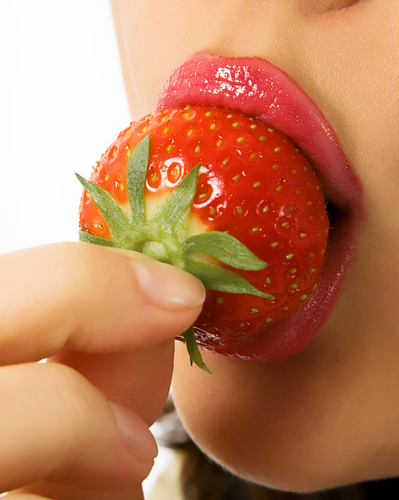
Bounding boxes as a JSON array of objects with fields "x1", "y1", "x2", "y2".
[{"x1": 111, "y1": 0, "x2": 399, "y2": 492}]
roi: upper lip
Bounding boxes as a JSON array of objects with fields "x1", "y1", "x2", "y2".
[
  {"x1": 157, "y1": 51, "x2": 362, "y2": 211},
  {"x1": 156, "y1": 51, "x2": 363, "y2": 362}
]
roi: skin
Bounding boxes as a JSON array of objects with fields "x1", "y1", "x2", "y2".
[
  {"x1": 110, "y1": 0, "x2": 399, "y2": 493},
  {"x1": 5, "y1": 0, "x2": 399, "y2": 498},
  {"x1": 3, "y1": 244, "x2": 205, "y2": 499}
]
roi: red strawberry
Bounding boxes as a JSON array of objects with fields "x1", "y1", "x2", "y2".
[{"x1": 77, "y1": 106, "x2": 329, "y2": 372}]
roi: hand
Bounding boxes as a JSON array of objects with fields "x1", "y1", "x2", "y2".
[{"x1": 0, "y1": 242, "x2": 205, "y2": 499}]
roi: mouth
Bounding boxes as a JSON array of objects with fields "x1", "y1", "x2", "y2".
[{"x1": 156, "y1": 51, "x2": 363, "y2": 362}]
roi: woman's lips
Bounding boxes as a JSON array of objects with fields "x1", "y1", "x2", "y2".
[{"x1": 156, "y1": 51, "x2": 363, "y2": 362}]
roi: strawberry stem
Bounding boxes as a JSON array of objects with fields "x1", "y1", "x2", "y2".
[{"x1": 183, "y1": 326, "x2": 212, "y2": 374}]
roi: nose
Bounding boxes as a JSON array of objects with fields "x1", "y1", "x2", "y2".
[
  {"x1": 198, "y1": 0, "x2": 360, "y2": 61},
  {"x1": 298, "y1": 0, "x2": 360, "y2": 15}
]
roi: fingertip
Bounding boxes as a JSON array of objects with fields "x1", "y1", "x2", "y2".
[
  {"x1": 130, "y1": 259, "x2": 206, "y2": 311},
  {"x1": 109, "y1": 402, "x2": 158, "y2": 462}
]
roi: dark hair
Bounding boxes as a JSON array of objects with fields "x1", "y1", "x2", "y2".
[{"x1": 157, "y1": 396, "x2": 399, "y2": 500}]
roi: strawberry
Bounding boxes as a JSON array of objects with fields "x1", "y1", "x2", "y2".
[{"x1": 77, "y1": 106, "x2": 329, "y2": 372}]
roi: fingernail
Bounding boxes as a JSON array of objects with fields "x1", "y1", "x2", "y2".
[
  {"x1": 110, "y1": 402, "x2": 158, "y2": 461},
  {"x1": 130, "y1": 260, "x2": 206, "y2": 311}
]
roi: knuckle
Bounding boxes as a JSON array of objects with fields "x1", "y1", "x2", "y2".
[
  {"x1": 44, "y1": 242, "x2": 104, "y2": 297},
  {"x1": 55, "y1": 243, "x2": 126, "y2": 311}
]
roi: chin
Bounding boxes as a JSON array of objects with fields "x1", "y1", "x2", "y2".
[{"x1": 172, "y1": 341, "x2": 397, "y2": 494}]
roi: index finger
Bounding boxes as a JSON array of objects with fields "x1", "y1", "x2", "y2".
[{"x1": 0, "y1": 242, "x2": 205, "y2": 365}]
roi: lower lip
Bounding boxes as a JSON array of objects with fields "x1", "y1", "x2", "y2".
[{"x1": 157, "y1": 52, "x2": 363, "y2": 362}]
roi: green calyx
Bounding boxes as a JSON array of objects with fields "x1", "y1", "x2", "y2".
[{"x1": 76, "y1": 134, "x2": 274, "y2": 374}]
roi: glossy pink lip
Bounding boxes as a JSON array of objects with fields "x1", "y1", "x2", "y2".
[{"x1": 157, "y1": 52, "x2": 363, "y2": 362}]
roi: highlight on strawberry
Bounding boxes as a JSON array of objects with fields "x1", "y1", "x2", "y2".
[{"x1": 76, "y1": 106, "x2": 329, "y2": 373}]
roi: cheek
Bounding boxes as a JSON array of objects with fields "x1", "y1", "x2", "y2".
[
  {"x1": 111, "y1": 0, "x2": 214, "y2": 118},
  {"x1": 112, "y1": 0, "x2": 168, "y2": 117}
]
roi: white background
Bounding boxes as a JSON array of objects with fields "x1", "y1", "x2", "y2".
[
  {"x1": 0, "y1": 1, "x2": 172, "y2": 495},
  {"x1": 0, "y1": 0, "x2": 131, "y2": 254}
]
